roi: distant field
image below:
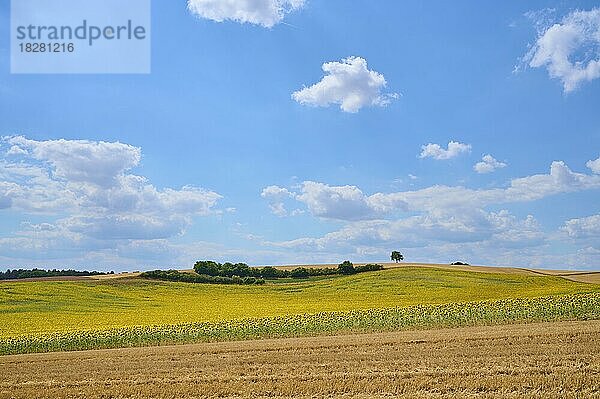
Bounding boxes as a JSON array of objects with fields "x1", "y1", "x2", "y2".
[
  {"x1": 2, "y1": 320, "x2": 598, "y2": 398},
  {"x1": 1, "y1": 266, "x2": 598, "y2": 339},
  {"x1": 275, "y1": 262, "x2": 600, "y2": 283}
]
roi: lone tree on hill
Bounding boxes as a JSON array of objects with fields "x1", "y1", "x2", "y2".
[{"x1": 391, "y1": 251, "x2": 404, "y2": 263}]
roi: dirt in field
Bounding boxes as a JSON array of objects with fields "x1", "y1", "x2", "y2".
[
  {"x1": 1, "y1": 320, "x2": 599, "y2": 398},
  {"x1": 522, "y1": 268, "x2": 600, "y2": 284},
  {"x1": 562, "y1": 273, "x2": 600, "y2": 284}
]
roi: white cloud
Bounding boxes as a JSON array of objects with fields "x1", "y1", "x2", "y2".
[
  {"x1": 261, "y1": 185, "x2": 293, "y2": 200},
  {"x1": 187, "y1": 0, "x2": 304, "y2": 28},
  {"x1": 395, "y1": 161, "x2": 599, "y2": 210},
  {"x1": 267, "y1": 210, "x2": 545, "y2": 257},
  {"x1": 0, "y1": 136, "x2": 221, "y2": 242},
  {"x1": 295, "y1": 181, "x2": 407, "y2": 221},
  {"x1": 6, "y1": 145, "x2": 27, "y2": 156},
  {"x1": 263, "y1": 161, "x2": 600, "y2": 223},
  {"x1": 258, "y1": 160, "x2": 600, "y2": 268},
  {"x1": 262, "y1": 181, "x2": 410, "y2": 221},
  {"x1": 503, "y1": 161, "x2": 600, "y2": 201},
  {"x1": 0, "y1": 161, "x2": 77, "y2": 213},
  {"x1": 419, "y1": 141, "x2": 472, "y2": 160},
  {"x1": 292, "y1": 56, "x2": 398, "y2": 113},
  {"x1": 562, "y1": 214, "x2": 600, "y2": 238},
  {"x1": 257, "y1": 209, "x2": 600, "y2": 269},
  {"x1": 523, "y1": 8, "x2": 600, "y2": 92},
  {"x1": 474, "y1": 154, "x2": 507, "y2": 174},
  {"x1": 7, "y1": 136, "x2": 141, "y2": 188},
  {"x1": 587, "y1": 156, "x2": 600, "y2": 174},
  {"x1": 63, "y1": 215, "x2": 188, "y2": 240},
  {"x1": 297, "y1": 182, "x2": 375, "y2": 220},
  {"x1": 261, "y1": 185, "x2": 294, "y2": 216}
]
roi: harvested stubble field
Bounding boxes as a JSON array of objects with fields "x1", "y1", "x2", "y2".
[{"x1": 1, "y1": 320, "x2": 598, "y2": 399}]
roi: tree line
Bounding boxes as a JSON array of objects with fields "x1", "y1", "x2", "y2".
[
  {"x1": 194, "y1": 260, "x2": 383, "y2": 279},
  {"x1": 140, "y1": 261, "x2": 384, "y2": 285},
  {"x1": 140, "y1": 269, "x2": 265, "y2": 285},
  {"x1": 0, "y1": 268, "x2": 112, "y2": 280}
]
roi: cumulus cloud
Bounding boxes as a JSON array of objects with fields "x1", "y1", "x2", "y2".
[
  {"x1": 263, "y1": 161, "x2": 600, "y2": 223},
  {"x1": 296, "y1": 182, "x2": 375, "y2": 220},
  {"x1": 0, "y1": 136, "x2": 221, "y2": 243},
  {"x1": 587, "y1": 156, "x2": 600, "y2": 174},
  {"x1": 259, "y1": 160, "x2": 600, "y2": 268},
  {"x1": 562, "y1": 214, "x2": 600, "y2": 238},
  {"x1": 474, "y1": 154, "x2": 507, "y2": 174},
  {"x1": 6, "y1": 145, "x2": 27, "y2": 156},
  {"x1": 261, "y1": 185, "x2": 295, "y2": 216},
  {"x1": 268, "y1": 210, "x2": 544, "y2": 254},
  {"x1": 7, "y1": 136, "x2": 141, "y2": 188},
  {"x1": 63, "y1": 215, "x2": 188, "y2": 240},
  {"x1": 296, "y1": 181, "x2": 408, "y2": 221},
  {"x1": 522, "y1": 8, "x2": 600, "y2": 92},
  {"x1": 419, "y1": 141, "x2": 472, "y2": 160},
  {"x1": 292, "y1": 56, "x2": 398, "y2": 113},
  {"x1": 394, "y1": 161, "x2": 600, "y2": 210},
  {"x1": 187, "y1": 0, "x2": 304, "y2": 28},
  {"x1": 503, "y1": 161, "x2": 600, "y2": 201}
]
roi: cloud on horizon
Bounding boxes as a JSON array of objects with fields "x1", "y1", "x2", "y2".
[{"x1": 258, "y1": 160, "x2": 600, "y2": 269}]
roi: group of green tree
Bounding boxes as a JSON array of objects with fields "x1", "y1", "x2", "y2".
[
  {"x1": 140, "y1": 269, "x2": 265, "y2": 285},
  {"x1": 0, "y1": 268, "x2": 112, "y2": 280},
  {"x1": 194, "y1": 260, "x2": 384, "y2": 279},
  {"x1": 2, "y1": 252, "x2": 405, "y2": 284},
  {"x1": 140, "y1": 260, "x2": 385, "y2": 285}
]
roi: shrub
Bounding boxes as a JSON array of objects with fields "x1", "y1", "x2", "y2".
[
  {"x1": 355, "y1": 264, "x2": 384, "y2": 273},
  {"x1": 193, "y1": 261, "x2": 221, "y2": 276},
  {"x1": 190, "y1": 260, "x2": 385, "y2": 282},
  {"x1": 259, "y1": 266, "x2": 279, "y2": 279},
  {"x1": 140, "y1": 270, "x2": 264, "y2": 285},
  {"x1": 290, "y1": 268, "x2": 310, "y2": 279},
  {"x1": 0, "y1": 268, "x2": 108, "y2": 280},
  {"x1": 337, "y1": 261, "x2": 356, "y2": 275}
]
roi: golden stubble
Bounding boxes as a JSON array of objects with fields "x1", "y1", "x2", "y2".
[{"x1": 1, "y1": 320, "x2": 598, "y2": 399}]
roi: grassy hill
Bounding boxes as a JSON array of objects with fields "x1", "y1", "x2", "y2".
[{"x1": 1, "y1": 266, "x2": 598, "y2": 338}]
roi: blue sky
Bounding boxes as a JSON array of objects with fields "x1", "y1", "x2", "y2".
[{"x1": 0, "y1": 0, "x2": 599, "y2": 271}]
